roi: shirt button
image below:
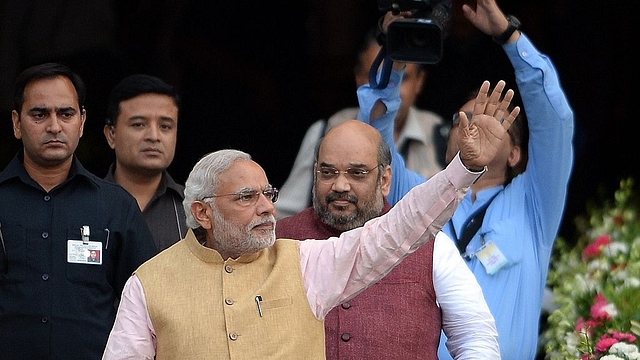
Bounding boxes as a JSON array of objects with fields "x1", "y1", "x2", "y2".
[
  {"x1": 41, "y1": 317, "x2": 49, "y2": 323},
  {"x1": 43, "y1": 195, "x2": 51, "y2": 202},
  {"x1": 42, "y1": 232, "x2": 49, "y2": 239},
  {"x1": 341, "y1": 302, "x2": 351, "y2": 310},
  {"x1": 229, "y1": 333, "x2": 238, "y2": 341},
  {"x1": 224, "y1": 265, "x2": 233, "y2": 273},
  {"x1": 224, "y1": 298, "x2": 234, "y2": 305},
  {"x1": 41, "y1": 273, "x2": 49, "y2": 281},
  {"x1": 340, "y1": 333, "x2": 351, "y2": 342}
]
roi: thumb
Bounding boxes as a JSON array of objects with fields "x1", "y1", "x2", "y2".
[{"x1": 461, "y1": 4, "x2": 476, "y2": 21}]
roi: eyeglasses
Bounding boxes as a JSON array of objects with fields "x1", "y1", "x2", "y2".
[
  {"x1": 316, "y1": 165, "x2": 382, "y2": 184},
  {"x1": 202, "y1": 185, "x2": 279, "y2": 206},
  {"x1": 451, "y1": 111, "x2": 473, "y2": 125}
]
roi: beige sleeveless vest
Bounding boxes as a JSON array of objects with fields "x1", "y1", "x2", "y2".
[{"x1": 136, "y1": 229, "x2": 325, "y2": 359}]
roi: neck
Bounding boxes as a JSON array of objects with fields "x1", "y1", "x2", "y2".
[
  {"x1": 470, "y1": 170, "x2": 507, "y2": 201},
  {"x1": 113, "y1": 165, "x2": 163, "y2": 211},
  {"x1": 394, "y1": 114, "x2": 407, "y2": 142},
  {"x1": 23, "y1": 155, "x2": 73, "y2": 192}
]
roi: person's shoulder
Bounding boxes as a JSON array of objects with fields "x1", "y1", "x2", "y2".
[
  {"x1": 163, "y1": 170, "x2": 185, "y2": 197},
  {"x1": 411, "y1": 106, "x2": 444, "y2": 125},
  {"x1": 275, "y1": 207, "x2": 315, "y2": 236},
  {"x1": 277, "y1": 209, "x2": 307, "y2": 226},
  {"x1": 89, "y1": 175, "x2": 141, "y2": 204}
]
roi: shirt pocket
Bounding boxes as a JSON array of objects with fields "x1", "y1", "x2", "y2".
[
  {"x1": 477, "y1": 217, "x2": 524, "y2": 271},
  {"x1": 65, "y1": 227, "x2": 109, "y2": 286}
]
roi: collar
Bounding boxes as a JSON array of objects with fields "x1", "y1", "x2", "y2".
[
  {"x1": 396, "y1": 107, "x2": 428, "y2": 147},
  {"x1": 104, "y1": 163, "x2": 185, "y2": 199},
  {"x1": 0, "y1": 151, "x2": 97, "y2": 189}
]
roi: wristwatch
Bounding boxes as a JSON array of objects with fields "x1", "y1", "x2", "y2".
[{"x1": 492, "y1": 15, "x2": 521, "y2": 44}]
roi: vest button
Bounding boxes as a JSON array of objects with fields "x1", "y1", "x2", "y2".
[
  {"x1": 229, "y1": 332, "x2": 238, "y2": 341},
  {"x1": 225, "y1": 265, "x2": 233, "y2": 273},
  {"x1": 341, "y1": 302, "x2": 351, "y2": 310},
  {"x1": 224, "y1": 298, "x2": 234, "y2": 305},
  {"x1": 340, "y1": 333, "x2": 351, "y2": 342}
]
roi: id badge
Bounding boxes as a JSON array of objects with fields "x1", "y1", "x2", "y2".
[
  {"x1": 67, "y1": 240, "x2": 103, "y2": 265},
  {"x1": 475, "y1": 242, "x2": 507, "y2": 275}
]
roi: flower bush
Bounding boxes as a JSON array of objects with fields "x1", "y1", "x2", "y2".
[{"x1": 544, "y1": 178, "x2": 640, "y2": 359}]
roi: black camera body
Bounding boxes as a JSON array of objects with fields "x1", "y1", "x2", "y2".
[{"x1": 378, "y1": 0, "x2": 452, "y2": 64}]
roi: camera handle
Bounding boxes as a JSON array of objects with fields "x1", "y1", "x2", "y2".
[{"x1": 368, "y1": 43, "x2": 394, "y2": 89}]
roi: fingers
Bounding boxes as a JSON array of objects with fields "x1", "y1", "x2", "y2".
[
  {"x1": 383, "y1": 10, "x2": 412, "y2": 33},
  {"x1": 501, "y1": 106, "x2": 521, "y2": 130},
  {"x1": 473, "y1": 80, "x2": 515, "y2": 122},
  {"x1": 485, "y1": 80, "x2": 505, "y2": 116},
  {"x1": 472, "y1": 81, "x2": 491, "y2": 117},
  {"x1": 458, "y1": 110, "x2": 470, "y2": 129},
  {"x1": 493, "y1": 88, "x2": 514, "y2": 124}
]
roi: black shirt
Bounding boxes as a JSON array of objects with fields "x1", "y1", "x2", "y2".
[
  {"x1": 104, "y1": 164, "x2": 187, "y2": 251},
  {"x1": 0, "y1": 152, "x2": 157, "y2": 359}
]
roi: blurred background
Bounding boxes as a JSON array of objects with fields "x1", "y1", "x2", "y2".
[{"x1": 0, "y1": 0, "x2": 634, "y2": 241}]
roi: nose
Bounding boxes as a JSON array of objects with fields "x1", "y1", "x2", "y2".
[
  {"x1": 255, "y1": 192, "x2": 276, "y2": 215},
  {"x1": 146, "y1": 126, "x2": 161, "y2": 141},
  {"x1": 47, "y1": 116, "x2": 63, "y2": 133},
  {"x1": 331, "y1": 172, "x2": 352, "y2": 193}
]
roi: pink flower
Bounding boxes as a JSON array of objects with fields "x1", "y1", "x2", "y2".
[
  {"x1": 583, "y1": 235, "x2": 611, "y2": 260},
  {"x1": 610, "y1": 330, "x2": 637, "y2": 343},
  {"x1": 590, "y1": 294, "x2": 613, "y2": 322},
  {"x1": 595, "y1": 335, "x2": 618, "y2": 353}
]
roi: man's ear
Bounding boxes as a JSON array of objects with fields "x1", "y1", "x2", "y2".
[
  {"x1": 507, "y1": 144, "x2": 522, "y2": 168},
  {"x1": 191, "y1": 201, "x2": 213, "y2": 230},
  {"x1": 103, "y1": 125, "x2": 116, "y2": 149},
  {"x1": 380, "y1": 165, "x2": 392, "y2": 197},
  {"x1": 11, "y1": 110, "x2": 21, "y2": 139}
]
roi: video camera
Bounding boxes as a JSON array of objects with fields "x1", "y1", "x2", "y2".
[{"x1": 378, "y1": 0, "x2": 452, "y2": 64}]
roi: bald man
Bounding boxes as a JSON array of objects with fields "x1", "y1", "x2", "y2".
[{"x1": 276, "y1": 120, "x2": 499, "y2": 360}]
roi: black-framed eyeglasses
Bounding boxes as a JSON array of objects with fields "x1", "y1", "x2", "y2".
[
  {"x1": 316, "y1": 164, "x2": 382, "y2": 184},
  {"x1": 451, "y1": 111, "x2": 473, "y2": 126},
  {"x1": 201, "y1": 185, "x2": 279, "y2": 206}
]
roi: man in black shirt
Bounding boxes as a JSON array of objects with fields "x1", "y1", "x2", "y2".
[{"x1": 0, "y1": 62, "x2": 157, "y2": 359}]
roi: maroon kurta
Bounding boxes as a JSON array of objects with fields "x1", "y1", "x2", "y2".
[{"x1": 276, "y1": 202, "x2": 441, "y2": 360}]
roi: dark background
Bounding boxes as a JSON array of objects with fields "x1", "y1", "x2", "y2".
[{"x1": 0, "y1": 0, "x2": 634, "y2": 241}]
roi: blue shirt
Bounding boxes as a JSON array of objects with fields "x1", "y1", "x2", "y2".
[
  {"x1": 438, "y1": 34, "x2": 574, "y2": 359},
  {"x1": 0, "y1": 152, "x2": 157, "y2": 359},
  {"x1": 356, "y1": 68, "x2": 427, "y2": 204}
]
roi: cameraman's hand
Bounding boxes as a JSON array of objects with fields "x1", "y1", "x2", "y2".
[
  {"x1": 380, "y1": 11, "x2": 412, "y2": 71},
  {"x1": 462, "y1": 0, "x2": 519, "y2": 43},
  {"x1": 457, "y1": 80, "x2": 520, "y2": 170},
  {"x1": 380, "y1": 10, "x2": 413, "y2": 34}
]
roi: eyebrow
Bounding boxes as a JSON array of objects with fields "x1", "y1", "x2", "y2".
[
  {"x1": 126, "y1": 115, "x2": 176, "y2": 122},
  {"x1": 29, "y1": 106, "x2": 76, "y2": 113},
  {"x1": 319, "y1": 162, "x2": 367, "y2": 168}
]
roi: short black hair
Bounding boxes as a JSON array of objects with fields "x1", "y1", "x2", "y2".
[
  {"x1": 13, "y1": 62, "x2": 86, "y2": 113},
  {"x1": 105, "y1": 74, "x2": 180, "y2": 125}
]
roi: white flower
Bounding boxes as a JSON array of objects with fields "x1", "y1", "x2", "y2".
[
  {"x1": 604, "y1": 242, "x2": 628, "y2": 257},
  {"x1": 600, "y1": 355, "x2": 624, "y2": 360},
  {"x1": 601, "y1": 302, "x2": 619, "y2": 318}
]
